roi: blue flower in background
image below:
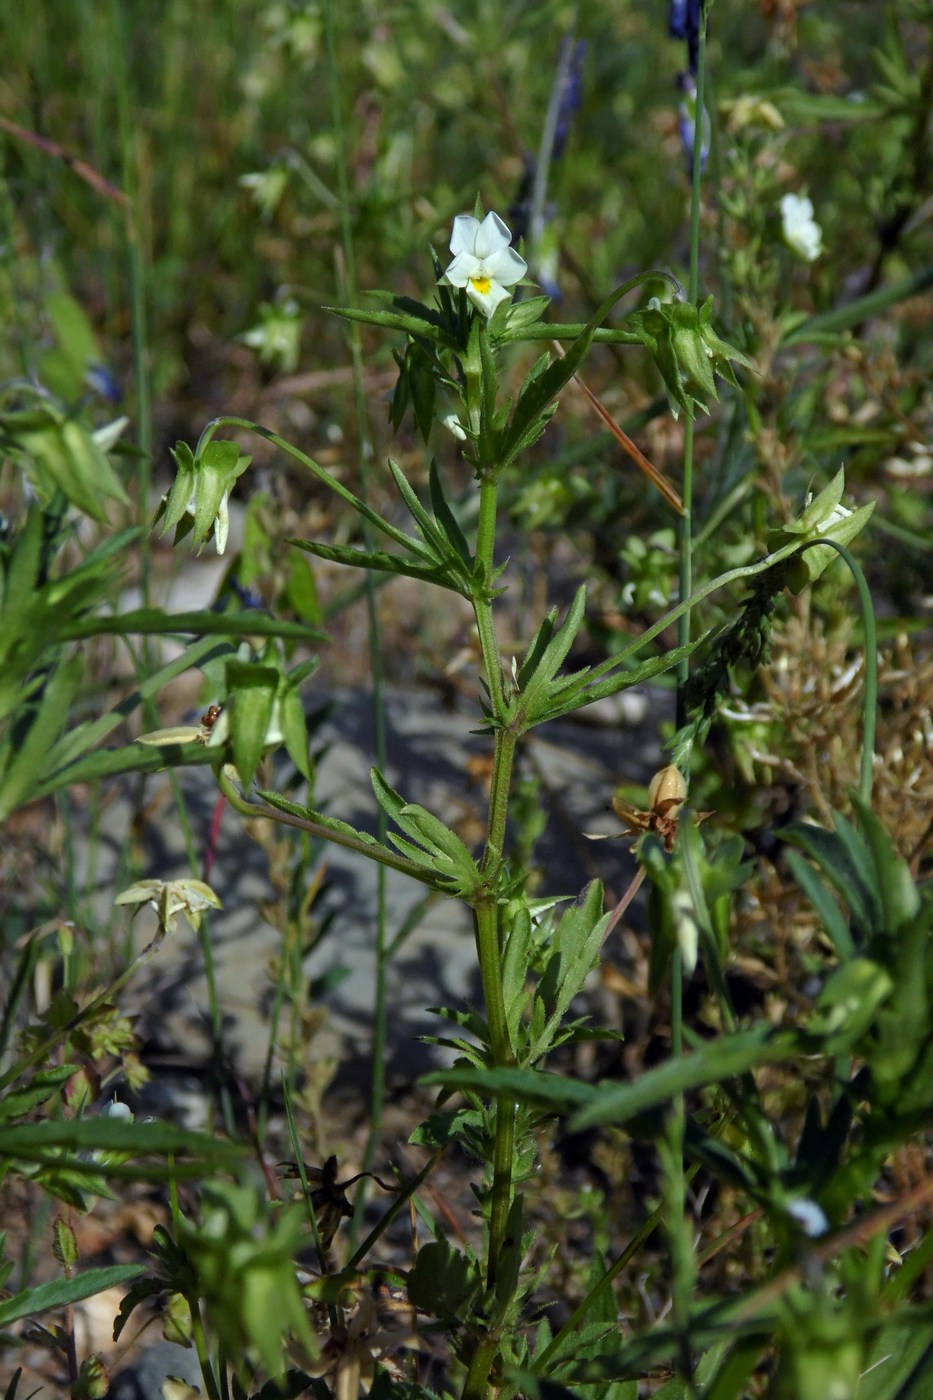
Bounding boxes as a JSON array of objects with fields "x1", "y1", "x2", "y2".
[
  {"x1": 669, "y1": 0, "x2": 704, "y2": 75},
  {"x1": 677, "y1": 72, "x2": 710, "y2": 174},
  {"x1": 552, "y1": 39, "x2": 586, "y2": 161},
  {"x1": 509, "y1": 35, "x2": 586, "y2": 302},
  {"x1": 85, "y1": 362, "x2": 122, "y2": 404}
]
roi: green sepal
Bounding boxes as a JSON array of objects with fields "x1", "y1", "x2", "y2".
[
  {"x1": 225, "y1": 660, "x2": 279, "y2": 787},
  {"x1": 622, "y1": 296, "x2": 752, "y2": 419},
  {"x1": 5, "y1": 405, "x2": 130, "y2": 520},
  {"x1": 768, "y1": 470, "x2": 875, "y2": 593}
]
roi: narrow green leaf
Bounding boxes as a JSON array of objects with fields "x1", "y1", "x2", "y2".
[
  {"x1": 428, "y1": 461, "x2": 472, "y2": 565},
  {"x1": 519, "y1": 586, "x2": 587, "y2": 718},
  {"x1": 529, "y1": 882, "x2": 608, "y2": 1060},
  {"x1": 289, "y1": 539, "x2": 463, "y2": 593},
  {"x1": 426, "y1": 1027, "x2": 805, "y2": 1130},
  {"x1": 255, "y1": 787, "x2": 380, "y2": 846},
  {"x1": 33, "y1": 738, "x2": 222, "y2": 799},
  {"x1": 329, "y1": 302, "x2": 450, "y2": 341},
  {"x1": 783, "y1": 266, "x2": 933, "y2": 344},
  {"x1": 61, "y1": 607, "x2": 327, "y2": 643},
  {"x1": 569, "y1": 1027, "x2": 803, "y2": 1131},
  {"x1": 851, "y1": 796, "x2": 921, "y2": 929},
  {"x1": 421, "y1": 1065, "x2": 597, "y2": 1114},
  {"x1": 782, "y1": 821, "x2": 878, "y2": 936},
  {"x1": 43, "y1": 635, "x2": 232, "y2": 778},
  {"x1": 0, "y1": 1117, "x2": 245, "y2": 1158},
  {"x1": 387, "y1": 460, "x2": 452, "y2": 560},
  {"x1": 0, "y1": 1264, "x2": 147, "y2": 1328},
  {"x1": 0, "y1": 656, "x2": 82, "y2": 820},
  {"x1": 370, "y1": 767, "x2": 408, "y2": 827},
  {"x1": 0, "y1": 1066, "x2": 78, "y2": 1123},
  {"x1": 1, "y1": 508, "x2": 43, "y2": 642},
  {"x1": 784, "y1": 849, "x2": 855, "y2": 960}
]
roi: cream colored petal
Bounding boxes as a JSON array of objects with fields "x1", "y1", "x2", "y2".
[
  {"x1": 449, "y1": 214, "x2": 481, "y2": 256},
  {"x1": 465, "y1": 278, "x2": 512, "y2": 318},
  {"x1": 445, "y1": 249, "x2": 483, "y2": 287},
  {"x1": 473, "y1": 210, "x2": 512, "y2": 258},
  {"x1": 483, "y1": 243, "x2": 527, "y2": 286}
]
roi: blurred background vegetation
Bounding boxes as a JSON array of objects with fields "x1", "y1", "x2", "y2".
[{"x1": 2, "y1": 3, "x2": 933, "y2": 1390}]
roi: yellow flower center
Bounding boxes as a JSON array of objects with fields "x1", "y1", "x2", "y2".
[{"x1": 470, "y1": 274, "x2": 492, "y2": 295}]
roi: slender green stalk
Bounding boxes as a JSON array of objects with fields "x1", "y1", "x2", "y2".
[
  {"x1": 528, "y1": 31, "x2": 576, "y2": 269},
  {"x1": 482, "y1": 729, "x2": 517, "y2": 879},
  {"x1": 108, "y1": 0, "x2": 152, "y2": 599},
  {"x1": 670, "y1": 9, "x2": 709, "y2": 1380},
  {"x1": 282, "y1": 1080, "x2": 331, "y2": 1280},
  {"x1": 457, "y1": 388, "x2": 520, "y2": 1365},
  {"x1": 463, "y1": 1337, "x2": 501, "y2": 1400},
  {"x1": 186, "y1": 1293, "x2": 223, "y2": 1400},
  {"x1": 345, "y1": 1144, "x2": 447, "y2": 1272},
  {"x1": 473, "y1": 898, "x2": 516, "y2": 1286},
  {"x1": 322, "y1": 0, "x2": 390, "y2": 1236},
  {"x1": 819, "y1": 542, "x2": 878, "y2": 805},
  {"x1": 676, "y1": 8, "x2": 709, "y2": 730}
]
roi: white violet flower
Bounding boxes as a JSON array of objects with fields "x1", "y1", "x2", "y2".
[
  {"x1": 780, "y1": 193, "x2": 823, "y2": 262},
  {"x1": 444, "y1": 211, "x2": 527, "y2": 318},
  {"x1": 786, "y1": 1197, "x2": 829, "y2": 1238}
]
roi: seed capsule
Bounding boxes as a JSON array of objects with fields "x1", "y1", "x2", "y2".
[{"x1": 648, "y1": 764, "x2": 687, "y2": 813}]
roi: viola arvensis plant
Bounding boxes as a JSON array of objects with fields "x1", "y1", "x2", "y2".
[{"x1": 443, "y1": 210, "x2": 527, "y2": 317}]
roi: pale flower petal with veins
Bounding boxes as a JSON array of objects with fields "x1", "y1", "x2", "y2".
[{"x1": 444, "y1": 211, "x2": 527, "y2": 317}]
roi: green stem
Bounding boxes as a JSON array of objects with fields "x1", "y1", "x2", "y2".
[
  {"x1": 483, "y1": 730, "x2": 517, "y2": 876},
  {"x1": 462, "y1": 1336, "x2": 501, "y2": 1400},
  {"x1": 322, "y1": 0, "x2": 390, "y2": 1239},
  {"x1": 670, "y1": 11, "x2": 708, "y2": 1379},
  {"x1": 676, "y1": 9, "x2": 708, "y2": 730},
  {"x1": 186, "y1": 1294, "x2": 223, "y2": 1400},
  {"x1": 474, "y1": 901, "x2": 513, "y2": 1060},
  {"x1": 817, "y1": 542, "x2": 878, "y2": 805},
  {"x1": 474, "y1": 478, "x2": 507, "y2": 720},
  {"x1": 474, "y1": 895, "x2": 516, "y2": 1292},
  {"x1": 458, "y1": 379, "x2": 519, "y2": 1367},
  {"x1": 109, "y1": 0, "x2": 152, "y2": 600}
]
